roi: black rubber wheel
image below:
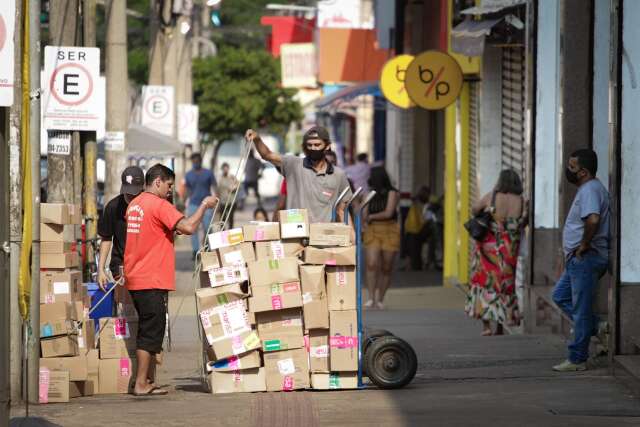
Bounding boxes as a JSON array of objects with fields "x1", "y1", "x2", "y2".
[
  {"x1": 364, "y1": 336, "x2": 417, "y2": 389},
  {"x1": 362, "y1": 328, "x2": 394, "y2": 354}
]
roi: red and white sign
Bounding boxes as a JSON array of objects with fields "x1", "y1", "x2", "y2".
[
  {"x1": 281, "y1": 43, "x2": 317, "y2": 88},
  {"x1": 141, "y1": 85, "x2": 175, "y2": 137},
  {"x1": 0, "y1": 0, "x2": 15, "y2": 106},
  {"x1": 317, "y1": 0, "x2": 373, "y2": 29},
  {"x1": 43, "y1": 46, "x2": 102, "y2": 131},
  {"x1": 178, "y1": 103, "x2": 199, "y2": 144}
]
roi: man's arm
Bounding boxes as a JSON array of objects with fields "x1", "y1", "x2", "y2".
[
  {"x1": 97, "y1": 240, "x2": 112, "y2": 291},
  {"x1": 175, "y1": 196, "x2": 218, "y2": 235},
  {"x1": 245, "y1": 129, "x2": 282, "y2": 168},
  {"x1": 576, "y1": 213, "x2": 600, "y2": 258}
]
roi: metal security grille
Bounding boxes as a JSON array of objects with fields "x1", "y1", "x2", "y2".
[
  {"x1": 501, "y1": 46, "x2": 526, "y2": 183},
  {"x1": 468, "y1": 82, "x2": 480, "y2": 275}
]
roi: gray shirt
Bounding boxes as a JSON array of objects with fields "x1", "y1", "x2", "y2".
[
  {"x1": 563, "y1": 178, "x2": 610, "y2": 259},
  {"x1": 281, "y1": 155, "x2": 352, "y2": 222}
]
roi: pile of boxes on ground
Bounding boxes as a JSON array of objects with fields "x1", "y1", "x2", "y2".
[
  {"x1": 198, "y1": 208, "x2": 360, "y2": 393},
  {"x1": 39, "y1": 203, "x2": 139, "y2": 403}
]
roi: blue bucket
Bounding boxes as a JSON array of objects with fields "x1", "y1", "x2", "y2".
[{"x1": 85, "y1": 282, "x2": 115, "y2": 331}]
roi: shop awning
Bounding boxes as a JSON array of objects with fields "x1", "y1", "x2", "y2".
[
  {"x1": 451, "y1": 18, "x2": 503, "y2": 57},
  {"x1": 315, "y1": 81, "x2": 382, "y2": 113},
  {"x1": 460, "y1": 0, "x2": 526, "y2": 15},
  {"x1": 125, "y1": 124, "x2": 182, "y2": 156}
]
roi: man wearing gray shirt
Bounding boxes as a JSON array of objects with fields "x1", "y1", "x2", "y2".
[
  {"x1": 245, "y1": 126, "x2": 352, "y2": 223},
  {"x1": 552, "y1": 149, "x2": 610, "y2": 372}
]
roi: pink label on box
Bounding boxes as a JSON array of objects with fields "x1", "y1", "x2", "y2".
[
  {"x1": 283, "y1": 376, "x2": 294, "y2": 391},
  {"x1": 39, "y1": 368, "x2": 50, "y2": 404},
  {"x1": 326, "y1": 259, "x2": 337, "y2": 266},
  {"x1": 283, "y1": 282, "x2": 300, "y2": 293},
  {"x1": 231, "y1": 335, "x2": 245, "y2": 355},
  {"x1": 233, "y1": 370, "x2": 242, "y2": 383},
  {"x1": 271, "y1": 242, "x2": 285, "y2": 259},
  {"x1": 271, "y1": 295, "x2": 283, "y2": 310},
  {"x1": 227, "y1": 356, "x2": 240, "y2": 370},
  {"x1": 337, "y1": 270, "x2": 347, "y2": 286},
  {"x1": 303, "y1": 335, "x2": 310, "y2": 352},
  {"x1": 329, "y1": 336, "x2": 358, "y2": 349},
  {"x1": 254, "y1": 229, "x2": 265, "y2": 240},
  {"x1": 119, "y1": 358, "x2": 130, "y2": 377},
  {"x1": 45, "y1": 293, "x2": 55, "y2": 304},
  {"x1": 114, "y1": 318, "x2": 128, "y2": 338}
]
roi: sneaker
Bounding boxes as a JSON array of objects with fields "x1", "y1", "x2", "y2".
[
  {"x1": 364, "y1": 300, "x2": 374, "y2": 309},
  {"x1": 376, "y1": 301, "x2": 385, "y2": 310},
  {"x1": 552, "y1": 360, "x2": 587, "y2": 372}
]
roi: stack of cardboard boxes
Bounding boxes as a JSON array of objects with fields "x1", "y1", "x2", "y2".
[
  {"x1": 198, "y1": 208, "x2": 360, "y2": 394},
  {"x1": 38, "y1": 203, "x2": 98, "y2": 403}
]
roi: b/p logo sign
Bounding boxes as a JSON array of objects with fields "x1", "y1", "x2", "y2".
[{"x1": 405, "y1": 51, "x2": 463, "y2": 110}]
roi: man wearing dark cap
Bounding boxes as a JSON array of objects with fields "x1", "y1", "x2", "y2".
[
  {"x1": 245, "y1": 126, "x2": 352, "y2": 222},
  {"x1": 97, "y1": 166, "x2": 145, "y2": 290}
]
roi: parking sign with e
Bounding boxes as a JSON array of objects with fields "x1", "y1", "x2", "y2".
[{"x1": 141, "y1": 85, "x2": 175, "y2": 137}]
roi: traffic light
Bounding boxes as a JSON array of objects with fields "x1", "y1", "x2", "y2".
[{"x1": 210, "y1": 10, "x2": 221, "y2": 27}]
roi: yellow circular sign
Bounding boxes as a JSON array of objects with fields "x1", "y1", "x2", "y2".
[
  {"x1": 380, "y1": 55, "x2": 415, "y2": 109},
  {"x1": 405, "y1": 50, "x2": 463, "y2": 110}
]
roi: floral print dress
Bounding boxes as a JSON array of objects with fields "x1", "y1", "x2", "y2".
[{"x1": 465, "y1": 216, "x2": 522, "y2": 324}]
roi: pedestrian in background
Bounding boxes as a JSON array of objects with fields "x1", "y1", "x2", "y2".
[
  {"x1": 402, "y1": 186, "x2": 429, "y2": 271},
  {"x1": 185, "y1": 152, "x2": 216, "y2": 259},
  {"x1": 216, "y1": 162, "x2": 239, "y2": 228},
  {"x1": 465, "y1": 169, "x2": 526, "y2": 336},
  {"x1": 244, "y1": 149, "x2": 264, "y2": 206},
  {"x1": 254, "y1": 207, "x2": 269, "y2": 222},
  {"x1": 364, "y1": 166, "x2": 400, "y2": 309},
  {"x1": 552, "y1": 149, "x2": 609, "y2": 372},
  {"x1": 345, "y1": 152, "x2": 371, "y2": 194}
]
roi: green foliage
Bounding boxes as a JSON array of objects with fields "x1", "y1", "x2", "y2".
[{"x1": 193, "y1": 47, "x2": 302, "y2": 142}]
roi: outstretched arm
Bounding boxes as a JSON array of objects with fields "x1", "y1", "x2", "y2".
[{"x1": 245, "y1": 129, "x2": 282, "y2": 168}]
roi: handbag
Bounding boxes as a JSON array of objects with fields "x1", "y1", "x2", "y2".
[{"x1": 464, "y1": 192, "x2": 497, "y2": 242}]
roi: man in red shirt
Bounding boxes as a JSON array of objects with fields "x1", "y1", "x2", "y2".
[{"x1": 124, "y1": 163, "x2": 217, "y2": 396}]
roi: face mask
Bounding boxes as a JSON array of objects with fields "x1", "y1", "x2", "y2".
[
  {"x1": 306, "y1": 149, "x2": 325, "y2": 162},
  {"x1": 565, "y1": 167, "x2": 579, "y2": 184}
]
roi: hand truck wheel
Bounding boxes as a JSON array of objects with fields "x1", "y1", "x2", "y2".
[{"x1": 364, "y1": 335, "x2": 417, "y2": 389}]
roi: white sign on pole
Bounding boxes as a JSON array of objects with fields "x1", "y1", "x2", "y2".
[
  {"x1": 105, "y1": 131, "x2": 125, "y2": 152},
  {"x1": 43, "y1": 46, "x2": 102, "y2": 131},
  {"x1": 141, "y1": 85, "x2": 175, "y2": 137},
  {"x1": 281, "y1": 43, "x2": 317, "y2": 88},
  {"x1": 0, "y1": 0, "x2": 16, "y2": 106},
  {"x1": 47, "y1": 131, "x2": 72, "y2": 156},
  {"x1": 317, "y1": 0, "x2": 373, "y2": 29},
  {"x1": 178, "y1": 104, "x2": 199, "y2": 144}
]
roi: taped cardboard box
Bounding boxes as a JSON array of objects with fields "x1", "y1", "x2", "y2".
[
  {"x1": 98, "y1": 318, "x2": 138, "y2": 359},
  {"x1": 208, "y1": 368, "x2": 266, "y2": 394},
  {"x1": 243, "y1": 222, "x2": 281, "y2": 242},
  {"x1": 40, "y1": 222, "x2": 75, "y2": 242},
  {"x1": 70, "y1": 380, "x2": 95, "y2": 397},
  {"x1": 98, "y1": 357, "x2": 136, "y2": 394},
  {"x1": 196, "y1": 284, "x2": 248, "y2": 310},
  {"x1": 41, "y1": 203, "x2": 82, "y2": 225},
  {"x1": 40, "y1": 301, "x2": 77, "y2": 337},
  {"x1": 40, "y1": 270, "x2": 82, "y2": 304},
  {"x1": 304, "y1": 246, "x2": 356, "y2": 266},
  {"x1": 41, "y1": 252, "x2": 81, "y2": 269},
  {"x1": 254, "y1": 239, "x2": 305, "y2": 260},
  {"x1": 279, "y1": 209, "x2": 310, "y2": 239},
  {"x1": 41, "y1": 241, "x2": 75, "y2": 254},
  {"x1": 206, "y1": 349, "x2": 262, "y2": 372},
  {"x1": 86, "y1": 349, "x2": 99, "y2": 393},
  {"x1": 311, "y1": 372, "x2": 358, "y2": 390},
  {"x1": 207, "y1": 264, "x2": 249, "y2": 287},
  {"x1": 256, "y1": 308, "x2": 304, "y2": 352},
  {"x1": 329, "y1": 310, "x2": 358, "y2": 371},
  {"x1": 40, "y1": 356, "x2": 88, "y2": 381},
  {"x1": 39, "y1": 369, "x2": 69, "y2": 403},
  {"x1": 249, "y1": 281, "x2": 302, "y2": 313},
  {"x1": 309, "y1": 223, "x2": 352, "y2": 247},
  {"x1": 208, "y1": 228, "x2": 244, "y2": 250},
  {"x1": 41, "y1": 335, "x2": 80, "y2": 358},
  {"x1": 247, "y1": 257, "x2": 300, "y2": 288},
  {"x1": 264, "y1": 348, "x2": 310, "y2": 391},
  {"x1": 306, "y1": 330, "x2": 330, "y2": 373},
  {"x1": 300, "y1": 265, "x2": 329, "y2": 329},
  {"x1": 218, "y1": 242, "x2": 256, "y2": 267},
  {"x1": 200, "y1": 251, "x2": 220, "y2": 271},
  {"x1": 77, "y1": 317, "x2": 96, "y2": 351},
  {"x1": 326, "y1": 266, "x2": 356, "y2": 311}
]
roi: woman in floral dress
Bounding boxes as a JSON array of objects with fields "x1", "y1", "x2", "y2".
[{"x1": 466, "y1": 170, "x2": 526, "y2": 336}]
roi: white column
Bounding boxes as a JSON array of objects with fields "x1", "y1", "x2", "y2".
[{"x1": 592, "y1": 0, "x2": 610, "y2": 189}]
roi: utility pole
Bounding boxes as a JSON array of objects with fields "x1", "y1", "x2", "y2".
[
  {"x1": 83, "y1": 0, "x2": 98, "y2": 275},
  {"x1": 104, "y1": 0, "x2": 128, "y2": 203}
]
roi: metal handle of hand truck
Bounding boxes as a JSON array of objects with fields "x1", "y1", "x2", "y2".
[
  {"x1": 344, "y1": 187, "x2": 363, "y2": 225},
  {"x1": 331, "y1": 186, "x2": 352, "y2": 222},
  {"x1": 359, "y1": 190, "x2": 377, "y2": 213}
]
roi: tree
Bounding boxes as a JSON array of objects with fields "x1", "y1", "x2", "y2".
[{"x1": 193, "y1": 47, "x2": 302, "y2": 144}]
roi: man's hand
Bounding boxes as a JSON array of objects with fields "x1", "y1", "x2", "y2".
[
  {"x1": 245, "y1": 129, "x2": 260, "y2": 144},
  {"x1": 575, "y1": 241, "x2": 591, "y2": 259},
  {"x1": 98, "y1": 270, "x2": 110, "y2": 292},
  {"x1": 202, "y1": 196, "x2": 218, "y2": 209},
  {"x1": 245, "y1": 128, "x2": 282, "y2": 167}
]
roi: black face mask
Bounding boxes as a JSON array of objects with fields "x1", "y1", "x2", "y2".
[
  {"x1": 306, "y1": 149, "x2": 325, "y2": 162},
  {"x1": 565, "y1": 167, "x2": 580, "y2": 184}
]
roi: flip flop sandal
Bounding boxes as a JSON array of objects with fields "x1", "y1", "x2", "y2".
[{"x1": 132, "y1": 387, "x2": 168, "y2": 397}]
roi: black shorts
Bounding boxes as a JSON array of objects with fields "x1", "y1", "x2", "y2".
[{"x1": 129, "y1": 289, "x2": 168, "y2": 354}]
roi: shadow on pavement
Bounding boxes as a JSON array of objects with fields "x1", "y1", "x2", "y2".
[{"x1": 10, "y1": 418, "x2": 63, "y2": 427}]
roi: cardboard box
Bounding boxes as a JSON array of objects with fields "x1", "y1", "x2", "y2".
[
  {"x1": 40, "y1": 301, "x2": 77, "y2": 337},
  {"x1": 196, "y1": 284, "x2": 248, "y2": 310},
  {"x1": 70, "y1": 380, "x2": 95, "y2": 397},
  {"x1": 200, "y1": 251, "x2": 220, "y2": 271},
  {"x1": 329, "y1": 310, "x2": 358, "y2": 371},
  {"x1": 98, "y1": 318, "x2": 138, "y2": 359},
  {"x1": 207, "y1": 264, "x2": 249, "y2": 287},
  {"x1": 207, "y1": 228, "x2": 244, "y2": 250},
  {"x1": 279, "y1": 209, "x2": 310, "y2": 239},
  {"x1": 304, "y1": 246, "x2": 356, "y2": 266},
  {"x1": 311, "y1": 372, "x2": 358, "y2": 390},
  {"x1": 263, "y1": 348, "x2": 310, "y2": 391},
  {"x1": 199, "y1": 300, "x2": 260, "y2": 361},
  {"x1": 41, "y1": 203, "x2": 81, "y2": 225},
  {"x1": 40, "y1": 356, "x2": 88, "y2": 381},
  {"x1": 206, "y1": 349, "x2": 262, "y2": 372},
  {"x1": 39, "y1": 369, "x2": 69, "y2": 403},
  {"x1": 309, "y1": 223, "x2": 352, "y2": 247},
  {"x1": 40, "y1": 252, "x2": 80, "y2": 269},
  {"x1": 300, "y1": 265, "x2": 329, "y2": 329},
  {"x1": 40, "y1": 222, "x2": 75, "y2": 242},
  {"x1": 242, "y1": 222, "x2": 281, "y2": 242},
  {"x1": 218, "y1": 242, "x2": 256, "y2": 267},
  {"x1": 78, "y1": 318, "x2": 96, "y2": 351},
  {"x1": 41, "y1": 319, "x2": 76, "y2": 339},
  {"x1": 249, "y1": 281, "x2": 302, "y2": 313},
  {"x1": 247, "y1": 257, "x2": 300, "y2": 288},
  {"x1": 72, "y1": 301, "x2": 88, "y2": 321},
  {"x1": 254, "y1": 240, "x2": 305, "y2": 260},
  {"x1": 41, "y1": 335, "x2": 79, "y2": 358},
  {"x1": 98, "y1": 357, "x2": 135, "y2": 394},
  {"x1": 86, "y1": 349, "x2": 99, "y2": 393},
  {"x1": 208, "y1": 368, "x2": 266, "y2": 394},
  {"x1": 40, "y1": 241, "x2": 75, "y2": 254},
  {"x1": 40, "y1": 270, "x2": 82, "y2": 304},
  {"x1": 326, "y1": 267, "x2": 357, "y2": 311},
  {"x1": 306, "y1": 330, "x2": 330, "y2": 373},
  {"x1": 256, "y1": 308, "x2": 304, "y2": 352}
]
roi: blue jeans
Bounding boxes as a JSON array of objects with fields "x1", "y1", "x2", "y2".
[
  {"x1": 186, "y1": 203, "x2": 213, "y2": 253},
  {"x1": 552, "y1": 252, "x2": 608, "y2": 363}
]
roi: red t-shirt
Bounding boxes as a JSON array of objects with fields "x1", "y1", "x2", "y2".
[
  {"x1": 124, "y1": 192, "x2": 184, "y2": 291},
  {"x1": 280, "y1": 180, "x2": 287, "y2": 196}
]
